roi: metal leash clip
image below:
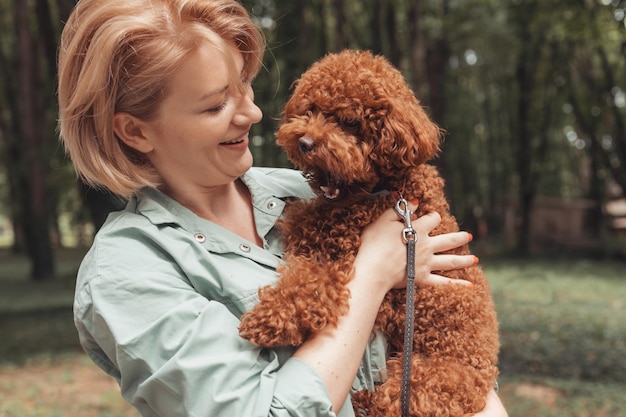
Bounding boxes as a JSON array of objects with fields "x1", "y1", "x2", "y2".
[{"x1": 395, "y1": 197, "x2": 417, "y2": 243}]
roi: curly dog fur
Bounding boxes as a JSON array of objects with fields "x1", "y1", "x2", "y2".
[{"x1": 238, "y1": 50, "x2": 500, "y2": 417}]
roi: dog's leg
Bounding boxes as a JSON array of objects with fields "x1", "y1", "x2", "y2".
[{"x1": 239, "y1": 256, "x2": 351, "y2": 347}]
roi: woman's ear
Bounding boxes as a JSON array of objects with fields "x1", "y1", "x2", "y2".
[{"x1": 113, "y1": 112, "x2": 154, "y2": 154}]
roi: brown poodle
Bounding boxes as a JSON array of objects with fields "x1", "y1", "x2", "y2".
[{"x1": 238, "y1": 50, "x2": 500, "y2": 417}]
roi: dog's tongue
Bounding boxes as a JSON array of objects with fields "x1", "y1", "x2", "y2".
[
  {"x1": 320, "y1": 185, "x2": 340, "y2": 200},
  {"x1": 320, "y1": 175, "x2": 340, "y2": 200}
]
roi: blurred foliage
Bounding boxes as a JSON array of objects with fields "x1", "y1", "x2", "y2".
[{"x1": 0, "y1": 0, "x2": 625, "y2": 277}]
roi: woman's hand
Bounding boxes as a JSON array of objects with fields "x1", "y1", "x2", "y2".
[{"x1": 354, "y1": 203, "x2": 476, "y2": 292}]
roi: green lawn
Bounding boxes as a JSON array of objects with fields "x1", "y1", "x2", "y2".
[
  {"x1": 1, "y1": 249, "x2": 625, "y2": 416},
  {"x1": 486, "y1": 257, "x2": 626, "y2": 383},
  {"x1": 485, "y1": 257, "x2": 626, "y2": 417}
]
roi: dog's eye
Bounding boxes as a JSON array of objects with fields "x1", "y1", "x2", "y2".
[{"x1": 340, "y1": 119, "x2": 360, "y2": 129}]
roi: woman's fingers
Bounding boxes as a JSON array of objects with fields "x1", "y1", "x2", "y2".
[
  {"x1": 429, "y1": 231, "x2": 473, "y2": 253},
  {"x1": 410, "y1": 210, "x2": 441, "y2": 234},
  {"x1": 430, "y1": 253, "x2": 477, "y2": 272},
  {"x1": 419, "y1": 273, "x2": 473, "y2": 287},
  {"x1": 410, "y1": 212, "x2": 472, "y2": 249},
  {"x1": 403, "y1": 210, "x2": 477, "y2": 288}
]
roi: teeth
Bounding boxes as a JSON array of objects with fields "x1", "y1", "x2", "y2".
[
  {"x1": 222, "y1": 135, "x2": 246, "y2": 144},
  {"x1": 320, "y1": 186, "x2": 340, "y2": 200}
]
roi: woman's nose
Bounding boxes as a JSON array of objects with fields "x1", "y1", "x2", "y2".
[{"x1": 233, "y1": 88, "x2": 262, "y2": 125}]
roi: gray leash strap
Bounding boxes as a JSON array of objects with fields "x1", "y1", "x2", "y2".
[
  {"x1": 400, "y1": 238, "x2": 416, "y2": 417},
  {"x1": 394, "y1": 197, "x2": 417, "y2": 417}
]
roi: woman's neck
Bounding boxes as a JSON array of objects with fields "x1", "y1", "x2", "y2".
[{"x1": 161, "y1": 179, "x2": 263, "y2": 247}]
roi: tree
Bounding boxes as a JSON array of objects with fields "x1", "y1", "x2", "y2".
[
  {"x1": 569, "y1": 1, "x2": 626, "y2": 193},
  {"x1": 0, "y1": 0, "x2": 77, "y2": 279},
  {"x1": 14, "y1": 0, "x2": 56, "y2": 279},
  {"x1": 0, "y1": 0, "x2": 624, "y2": 260}
]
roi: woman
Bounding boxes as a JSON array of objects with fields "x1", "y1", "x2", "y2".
[{"x1": 57, "y1": 0, "x2": 508, "y2": 416}]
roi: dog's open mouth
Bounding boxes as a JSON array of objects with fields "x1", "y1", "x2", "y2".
[
  {"x1": 319, "y1": 175, "x2": 343, "y2": 201},
  {"x1": 320, "y1": 185, "x2": 340, "y2": 200},
  {"x1": 306, "y1": 171, "x2": 343, "y2": 201}
]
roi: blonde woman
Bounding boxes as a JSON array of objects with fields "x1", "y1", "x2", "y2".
[{"x1": 58, "y1": 0, "x2": 507, "y2": 416}]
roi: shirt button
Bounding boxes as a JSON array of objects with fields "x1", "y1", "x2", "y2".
[
  {"x1": 239, "y1": 243, "x2": 251, "y2": 252},
  {"x1": 267, "y1": 201, "x2": 277, "y2": 210},
  {"x1": 194, "y1": 233, "x2": 206, "y2": 243}
]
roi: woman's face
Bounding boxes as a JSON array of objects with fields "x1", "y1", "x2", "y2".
[{"x1": 139, "y1": 41, "x2": 262, "y2": 192}]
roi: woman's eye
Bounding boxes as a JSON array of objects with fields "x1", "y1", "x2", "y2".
[{"x1": 206, "y1": 100, "x2": 227, "y2": 113}]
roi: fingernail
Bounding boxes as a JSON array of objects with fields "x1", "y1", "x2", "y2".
[
  {"x1": 410, "y1": 199, "x2": 419, "y2": 206},
  {"x1": 467, "y1": 282, "x2": 474, "y2": 288},
  {"x1": 468, "y1": 232, "x2": 474, "y2": 242},
  {"x1": 473, "y1": 256, "x2": 479, "y2": 265}
]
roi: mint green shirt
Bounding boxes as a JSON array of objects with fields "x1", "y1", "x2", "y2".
[{"x1": 74, "y1": 167, "x2": 387, "y2": 417}]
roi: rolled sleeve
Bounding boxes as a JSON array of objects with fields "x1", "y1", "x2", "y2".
[{"x1": 273, "y1": 358, "x2": 334, "y2": 416}]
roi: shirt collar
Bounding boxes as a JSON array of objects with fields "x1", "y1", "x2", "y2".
[{"x1": 131, "y1": 167, "x2": 312, "y2": 230}]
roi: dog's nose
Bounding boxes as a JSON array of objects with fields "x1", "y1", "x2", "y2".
[{"x1": 298, "y1": 136, "x2": 316, "y2": 153}]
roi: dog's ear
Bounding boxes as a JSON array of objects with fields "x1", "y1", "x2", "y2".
[{"x1": 374, "y1": 96, "x2": 442, "y2": 175}]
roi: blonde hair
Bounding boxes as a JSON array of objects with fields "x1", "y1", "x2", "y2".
[{"x1": 58, "y1": 0, "x2": 265, "y2": 198}]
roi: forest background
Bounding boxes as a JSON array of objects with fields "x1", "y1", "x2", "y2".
[{"x1": 0, "y1": 0, "x2": 625, "y2": 281}]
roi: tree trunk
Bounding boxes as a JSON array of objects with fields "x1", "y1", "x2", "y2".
[
  {"x1": 407, "y1": 1, "x2": 422, "y2": 91},
  {"x1": 582, "y1": 0, "x2": 626, "y2": 193},
  {"x1": 424, "y1": 0, "x2": 451, "y2": 178},
  {"x1": 385, "y1": 1, "x2": 400, "y2": 67},
  {"x1": 510, "y1": 0, "x2": 543, "y2": 254},
  {"x1": 329, "y1": 0, "x2": 347, "y2": 51},
  {"x1": 595, "y1": 44, "x2": 626, "y2": 191},
  {"x1": 35, "y1": 0, "x2": 58, "y2": 83},
  {"x1": 515, "y1": 57, "x2": 533, "y2": 254},
  {"x1": 16, "y1": 0, "x2": 55, "y2": 280},
  {"x1": 370, "y1": 0, "x2": 384, "y2": 56}
]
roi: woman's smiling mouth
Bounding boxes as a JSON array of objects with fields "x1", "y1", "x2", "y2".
[{"x1": 220, "y1": 135, "x2": 247, "y2": 146}]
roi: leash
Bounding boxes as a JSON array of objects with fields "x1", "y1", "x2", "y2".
[{"x1": 394, "y1": 197, "x2": 416, "y2": 417}]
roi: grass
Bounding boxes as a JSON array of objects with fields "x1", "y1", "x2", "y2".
[
  {"x1": 484, "y1": 257, "x2": 626, "y2": 417},
  {"x1": 497, "y1": 375, "x2": 625, "y2": 417},
  {"x1": 486, "y1": 257, "x2": 626, "y2": 383},
  {"x1": 0, "y1": 352, "x2": 136, "y2": 417},
  {"x1": 0, "y1": 248, "x2": 625, "y2": 416}
]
